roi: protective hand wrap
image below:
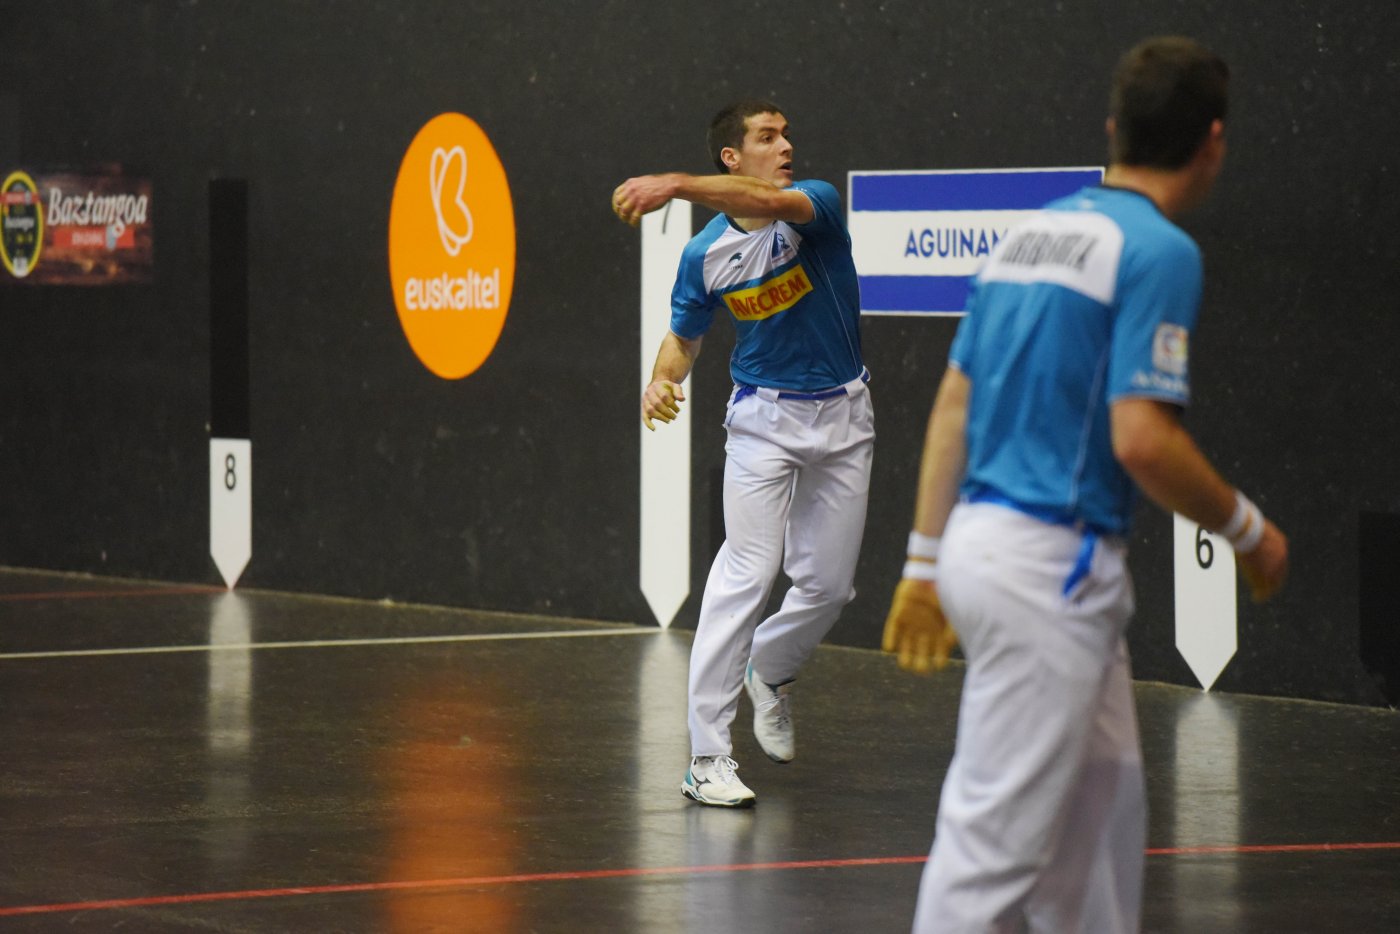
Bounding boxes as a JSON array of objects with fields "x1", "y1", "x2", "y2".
[{"x1": 1220, "y1": 491, "x2": 1265, "y2": 554}]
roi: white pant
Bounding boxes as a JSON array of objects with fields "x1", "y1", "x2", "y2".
[
  {"x1": 687, "y1": 377, "x2": 874, "y2": 757},
  {"x1": 913, "y1": 503, "x2": 1145, "y2": 934}
]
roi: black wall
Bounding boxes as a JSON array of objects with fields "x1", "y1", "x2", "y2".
[{"x1": 2, "y1": 1, "x2": 1397, "y2": 707}]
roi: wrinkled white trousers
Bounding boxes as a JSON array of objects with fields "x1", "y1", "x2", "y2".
[
  {"x1": 687, "y1": 376, "x2": 874, "y2": 757},
  {"x1": 913, "y1": 502, "x2": 1145, "y2": 934}
]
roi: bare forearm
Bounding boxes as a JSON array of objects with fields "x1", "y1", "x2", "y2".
[
  {"x1": 1127, "y1": 437, "x2": 1236, "y2": 527},
  {"x1": 651, "y1": 331, "x2": 701, "y2": 384},
  {"x1": 615, "y1": 173, "x2": 811, "y2": 225},
  {"x1": 1113, "y1": 396, "x2": 1288, "y2": 599},
  {"x1": 671, "y1": 174, "x2": 809, "y2": 221},
  {"x1": 913, "y1": 368, "x2": 971, "y2": 537},
  {"x1": 1111, "y1": 399, "x2": 1236, "y2": 529}
]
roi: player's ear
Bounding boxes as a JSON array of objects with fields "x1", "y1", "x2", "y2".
[
  {"x1": 721, "y1": 147, "x2": 740, "y2": 173},
  {"x1": 1187, "y1": 120, "x2": 1226, "y2": 169},
  {"x1": 1206, "y1": 119, "x2": 1225, "y2": 148}
]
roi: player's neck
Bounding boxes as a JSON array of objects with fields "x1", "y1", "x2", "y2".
[
  {"x1": 1103, "y1": 164, "x2": 1210, "y2": 220},
  {"x1": 730, "y1": 215, "x2": 774, "y2": 232}
]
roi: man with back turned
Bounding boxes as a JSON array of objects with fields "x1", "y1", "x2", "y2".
[{"x1": 883, "y1": 37, "x2": 1289, "y2": 932}]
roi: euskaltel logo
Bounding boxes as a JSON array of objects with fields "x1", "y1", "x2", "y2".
[{"x1": 389, "y1": 114, "x2": 515, "y2": 380}]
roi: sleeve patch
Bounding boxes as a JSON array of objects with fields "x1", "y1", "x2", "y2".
[{"x1": 1152, "y1": 323, "x2": 1189, "y2": 376}]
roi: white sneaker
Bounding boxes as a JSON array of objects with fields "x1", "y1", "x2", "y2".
[
  {"x1": 745, "y1": 661, "x2": 795, "y2": 763},
  {"x1": 682, "y1": 755, "x2": 756, "y2": 808}
]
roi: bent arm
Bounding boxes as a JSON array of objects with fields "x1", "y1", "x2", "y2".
[
  {"x1": 613, "y1": 173, "x2": 813, "y2": 226},
  {"x1": 1111, "y1": 397, "x2": 1288, "y2": 599},
  {"x1": 1110, "y1": 398, "x2": 1235, "y2": 527}
]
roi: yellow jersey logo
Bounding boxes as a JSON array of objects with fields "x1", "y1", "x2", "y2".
[{"x1": 722, "y1": 264, "x2": 812, "y2": 321}]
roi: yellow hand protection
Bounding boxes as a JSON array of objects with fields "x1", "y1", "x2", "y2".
[{"x1": 881, "y1": 578, "x2": 959, "y2": 675}]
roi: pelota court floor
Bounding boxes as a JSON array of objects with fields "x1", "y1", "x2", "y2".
[{"x1": 2, "y1": 567, "x2": 1398, "y2": 932}]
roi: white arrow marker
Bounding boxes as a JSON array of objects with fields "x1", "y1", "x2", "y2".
[
  {"x1": 1172, "y1": 513, "x2": 1237, "y2": 690},
  {"x1": 210, "y1": 438, "x2": 252, "y2": 589},
  {"x1": 639, "y1": 201, "x2": 692, "y2": 628}
]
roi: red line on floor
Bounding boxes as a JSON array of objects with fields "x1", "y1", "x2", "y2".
[
  {"x1": 1, "y1": 845, "x2": 1397, "y2": 917},
  {"x1": 0, "y1": 586, "x2": 226, "y2": 602},
  {"x1": 0, "y1": 858, "x2": 923, "y2": 917},
  {"x1": 1145, "y1": 841, "x2": 1400, "y2": 856}
]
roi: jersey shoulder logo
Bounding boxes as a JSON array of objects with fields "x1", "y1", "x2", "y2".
[{"x1": 1152, "y1": 323, "x2": 1189, "y2": 375}]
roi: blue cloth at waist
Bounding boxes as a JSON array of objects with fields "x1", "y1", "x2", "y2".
[
  {"x1": 734, "y1": 368, "x2": 869, "y2": 403},
  {"x1": 965, "y1": 490, "x2": 1113, "y2": 537}
]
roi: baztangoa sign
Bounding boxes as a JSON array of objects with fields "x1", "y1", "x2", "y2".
[
  {"x1": 1, "y1": 166, "x2": 154, "y2": 285},
  {"x1": 388, "y1": 113, "x2": 516, "y2": 379}
]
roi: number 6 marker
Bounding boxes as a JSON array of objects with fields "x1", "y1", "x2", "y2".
[{"x1": 1173, "y1": 513, "x2": 1237, "y2": 690}]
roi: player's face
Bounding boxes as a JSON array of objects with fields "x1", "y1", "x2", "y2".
[{"x1": 733, "y1": 113, "x2": 794, "y2": 188}]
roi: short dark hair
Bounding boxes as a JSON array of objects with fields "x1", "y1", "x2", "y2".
[
  {"x1": 708, "y1": 99, "x2": 785, "y2": 173},
  {"x1": 1109, "y1": 37, "x2": 1229, "y2": 169}
]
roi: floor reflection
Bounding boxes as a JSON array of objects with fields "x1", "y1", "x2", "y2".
[
  {"x1": 205, "y1": 591, "x2": 253, "y2": 874},
  {"x1": 1169, "y1": 692, "x2": 1241, "y2": 928},
  {"x1": 629, "y1": 630, "x2": 807, "y2": 932},
  {"x1": 381, "y1": 657, "x2": 520, "y2": 933},
  {"x1": 631, "y1": 629, "x2": 692, "y2": 869}
]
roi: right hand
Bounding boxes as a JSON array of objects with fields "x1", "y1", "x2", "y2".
[
  {"x1": 1236, "y1": 519, "x2": 1288, "y2": 602},
  {"x1": 642, "y1": 379, "x2": 685, "y2": 431},
  {"x1": 612, "y1": 175, "x2": 678, "y2": 227}
]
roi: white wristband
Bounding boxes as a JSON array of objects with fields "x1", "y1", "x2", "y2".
[
  {"x1": 907, "y1": 531, "x2": 941, "y2": 561},
  {"x1": 903, "y1": 559, "x2": 939, "y2": 582},
  {"x1": 1220, "y1": 491, "x2": 1266, "y2": 554}
]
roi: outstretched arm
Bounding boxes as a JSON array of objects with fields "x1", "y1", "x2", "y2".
[
  {"x1": 1111, "y1": 397, "x2": 1288, "y2": 600},
  {"x1": 612, "y1": 173, "x2": 813, "y2": 226},
  {"x1": 642, "y1": 331, "x2": 703, "y2": 431}
]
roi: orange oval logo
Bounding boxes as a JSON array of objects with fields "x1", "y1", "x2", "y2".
[{"x1": 389, "y1": 113, "x2": 516, "y2": 379}]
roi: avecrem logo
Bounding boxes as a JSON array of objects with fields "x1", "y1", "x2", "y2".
[
  {"x1": 723, "y1": 265, "x2": 812, "y2": 321},
  {"x1": 389, "y1": 113, "x2": 516, "y2": 379}
]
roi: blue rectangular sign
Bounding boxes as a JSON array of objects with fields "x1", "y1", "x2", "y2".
[{"x1": 848, "y1": 167, "x2": 1103, "y2": 316}]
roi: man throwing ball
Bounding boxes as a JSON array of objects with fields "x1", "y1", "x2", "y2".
[{"x1": 614, "y1": 100, "x2": 872, "y2": 808}]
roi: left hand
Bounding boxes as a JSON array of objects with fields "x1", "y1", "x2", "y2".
[
  {"x1": 881, "y1": 578, "x2": 958, "y2": 675},
  {"x1": 612, "y1": 174, "x2": 677, "y2": 227},
  {"x1": 1236, "y1": 518, "x2": 1289, "y2": 602}
]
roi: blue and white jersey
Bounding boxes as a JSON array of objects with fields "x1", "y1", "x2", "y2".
[
  {"x1": 670, "y1": 179, "x2": 864, "y2": 391},
  {"x1": 950, "y1": 185, "x2": 1203, "y2": 534}
]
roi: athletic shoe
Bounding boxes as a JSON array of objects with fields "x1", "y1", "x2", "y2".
[
  {"x1": 745, "y1": 661, "x2": 795, "y2": 763},
  {"x1": 682, "y1": 755, "x2": 756, "y2": 808}
]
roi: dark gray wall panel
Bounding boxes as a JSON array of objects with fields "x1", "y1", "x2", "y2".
[{"x1": 1, "y1": 1, "x2": 1396, "y2": 705}]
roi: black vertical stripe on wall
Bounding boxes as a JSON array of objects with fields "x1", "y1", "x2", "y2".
[{"x1": 209, "y1": 178, "x2": 249, "y2": 440}]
